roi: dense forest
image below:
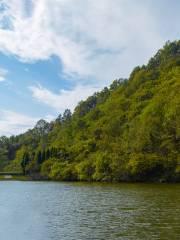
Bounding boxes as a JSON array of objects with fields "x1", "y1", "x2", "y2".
[{"x1": 0, "y1": 41, "x2": 180, "y2": 182}]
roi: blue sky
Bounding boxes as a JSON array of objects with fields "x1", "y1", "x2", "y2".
[{"x1": 0, "y1": 0, "x2": 179, "y2": 136}]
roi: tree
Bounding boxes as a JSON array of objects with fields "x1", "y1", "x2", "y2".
[
  {"x1": 62, "y1": 109, "x2": 72, "y2": 122},
  {"x1": 36, "y1": 151, "x2": 42, "y2": 164},
  {"x1": 21, "y1": 152, "x2": 30, "y2": 175},
  {"x1": 34, "y1": 119, "x2": 51, "y2": 135}
]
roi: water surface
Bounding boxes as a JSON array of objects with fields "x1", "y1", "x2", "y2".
[{"x1": 0, "y1": 181, "x2": 179, "y2": 240}]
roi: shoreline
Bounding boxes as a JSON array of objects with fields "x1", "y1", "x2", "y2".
[
  {"x1": 0, "y1": 175, "x2": 179, "y2": 184},
  {"x1": 0, "y1": 175, "x2": 31, "y2": 181}
]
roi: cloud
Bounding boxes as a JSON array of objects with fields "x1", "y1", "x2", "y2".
[
  {"x1": 0, "y1": 109, "x2": 55, "y2": 136},
  {"x1": 0, "y1": 0, "x2": 165, "y2": 84},
  {"x1": 0, "y1": 68, "x2": 8, "y2": 82},
  {"x1": 29, "y1": 84, "x2": 100, "y2": 112},
  {"x1": 0, "y1": 110, "x2": 38, "y2": 136}
]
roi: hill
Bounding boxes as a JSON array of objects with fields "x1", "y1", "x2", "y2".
[{"x1": 0, "y1": 40, "x2": 180, "y2": 182}]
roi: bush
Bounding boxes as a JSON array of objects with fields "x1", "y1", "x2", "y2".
[
  {"x1": 126, "y1": 153, "x2": 164, "y2": 181},
  {"x1": 76, "y1": 159, "x2": 95, "y2": 181}
]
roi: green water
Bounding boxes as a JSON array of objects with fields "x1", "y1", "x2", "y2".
[{"x1": 0, "y1": 182, "x2": 179, "y2": 239}]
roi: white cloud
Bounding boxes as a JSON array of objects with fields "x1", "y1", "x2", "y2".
[
  {"x1": 0, "y1": 0, "x2": 164, "y2": 84},
  {"x1": 29, "y1": 84, "x2": 100, "y2": 112},
  {"x1": 0, "y1": 68, "x2": 8, "y2": 82},
  {"x1": 0, "y1": 110, "x2": 38, "y2": 136},
  {"x1": 0, "y1": 109, "x2": 55, "y2": 136}
]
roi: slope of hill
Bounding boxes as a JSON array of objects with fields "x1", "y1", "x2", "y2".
[{"x1": 0, "y1": 40, "x2": 180, "y2": 182}]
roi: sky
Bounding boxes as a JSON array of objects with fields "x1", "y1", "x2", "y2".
[{"x1": 0, "y1": 0, "x2": 179, "y2": 136}]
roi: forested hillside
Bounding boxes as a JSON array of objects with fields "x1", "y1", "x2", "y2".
[{"x1": 0, "y1": 41, "x2": 180, "y2": 182}]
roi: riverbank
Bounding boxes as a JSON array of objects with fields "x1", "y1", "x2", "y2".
[
  {"x1": 0, "y1": 175, "x2": 31, "y2": 181},
  {"x1": 0, "y1": 174, "x2": 179, "y2": 183}
]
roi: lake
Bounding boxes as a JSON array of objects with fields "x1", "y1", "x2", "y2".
[{"x1": 0, "y1": 181, "x2": 179, "y2": 240}]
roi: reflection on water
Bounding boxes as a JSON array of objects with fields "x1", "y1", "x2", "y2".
[{"x1": 0, "y1": 181, "x2": 179, "y2": 240}]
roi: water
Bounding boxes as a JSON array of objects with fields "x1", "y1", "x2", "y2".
[{"x1": 0, "y1": 181, "x2": 179, "y2": 240}]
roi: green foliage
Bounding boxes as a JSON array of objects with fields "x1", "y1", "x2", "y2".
[
  {"x1": 21, "y1": 152, "x2": 30, "y2": 175},
  {"x1": 92, "y1": 153, "x2": 112, "y2": 181},
  {"x1": 47, "y1": 160, "x2": 77, "y2": 181},
  {"x1": 0, "y1": 40, "x2": 180, "y2": 182},
  {"x1": 76, "y1": 159, "x2": 94, "y2": 181}
]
